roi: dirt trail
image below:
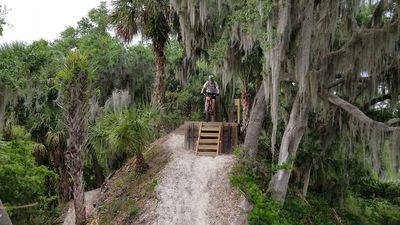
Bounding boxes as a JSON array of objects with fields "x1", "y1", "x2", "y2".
[{"x1": 139, "y1": 133, "x2": 250, "y2": 225}]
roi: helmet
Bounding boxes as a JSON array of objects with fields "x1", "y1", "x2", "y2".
[{"x1": 208, "y1": 75, "x2": 214, "y2": 80}]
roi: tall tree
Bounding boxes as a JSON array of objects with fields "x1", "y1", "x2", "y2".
[
  {"x1": 110, "y1": 0, "x2": 171, "y2": 106},
  {"x1": 57, "y1": 51, "x2": 93, "y2": 224},
  {"x1": 173, "y1": 0, "x2": 400, "y2": 205}
]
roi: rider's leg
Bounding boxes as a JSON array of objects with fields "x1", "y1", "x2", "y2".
[
  {"x1": 204, "y1": 97, "x2": 208, "y2": 113},
  {"x1": 211, "y1": 99, "x2": 216, "y2": 114}
]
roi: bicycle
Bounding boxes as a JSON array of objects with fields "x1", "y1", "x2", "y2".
[{"x1": 203, "y1": 93, "x2": 218, "y2": 122}]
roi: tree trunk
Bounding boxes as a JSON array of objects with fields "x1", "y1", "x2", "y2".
[
  {"x1": 0, "y1": 82, "x2": 13, "y2": 132},
  {"x1": 240, "y1": 84, "x2": 251, "y2": 137},
  {"x1": 67, "y1": 142, "x2": 86, "y2": 224},
  {"x1": 268, "y1": 93, "x2": 309, "y2": 203},
  {"x1": 0, "y1": 200, "x2": 13, "y2": 225},
  {"x1": 135, "y1": 151, "x2": 149, "y2": 173},
  {"x1": 152, "y1": 43, "x2": 166, "y2": 107},
  {"x1": 60, "y1": 164, "x2": 73, "y2": 203},
  {"x1": 302, "y1": 164, "x2": 312, "y2": 197},
  {"x1": 243, "y1": 83, "x2": 266, "y2": 158},
  {"x1": 0, "y1": 82, "x2": 5, "y2": 132},
  {"x1": 90, "y1": 148, "x2": 104, "y2": 188},
  {"x1": 53, "y1": 146, "x2": 73, "y2": 203}
]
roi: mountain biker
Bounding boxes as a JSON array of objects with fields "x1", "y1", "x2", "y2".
[{"x1": 201, "y1": 75, "x2": 220, "y2": 115}]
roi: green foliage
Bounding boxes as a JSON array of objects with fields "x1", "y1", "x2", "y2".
[
  {"x1": 102, "y1": 197, "x2": 139, "y2": 223},
  {"x1": 145, "y1": 178, "x2": 158, "y2": 193},
  {"x1": 165, "y1": 89, "x2": 202, "y2": 124},
  {"x1": 0, "y1": 5, "x2": 7, "y2": 36},
  {"x1": 231, "y1": 144, "x2": 400, "y2": 225},
  {"x1": 56, "y1": 51, "x2": 94, "y2": 90},
  {"x1": 228, "y1": 0, "x2": 273, "y2": 48},
  {"x1": 282, "y1": 192, "x2": 337, "y2": 225},
  {"x1": 230, "y1": 160, "x2": 288, "y2": 225},
  {"x1": 353, "y1": 177, "x2": 400, "y2": 205},
  {"x1": 0, "y1": 40, "x2": 60, "y2": 94},
  {"x1": 0, "y1": 135, "x2": 56, "y2": 224},
  {"x1": 89, "y1": 106, "x2": 154, "y2": 172},
  {"x1": 341, "y1": 192, "x2": 400, "y2": 225},
  {"x1": 110, "y1": 0, "x2": 170, "y2": 44},
  {"x1": 126, "y1": 44, "x2": 155, "y2": 103}
]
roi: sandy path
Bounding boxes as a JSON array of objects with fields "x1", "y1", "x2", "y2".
[{"x1": 142, "y1": 134, "x2": 249, "y2": 225}]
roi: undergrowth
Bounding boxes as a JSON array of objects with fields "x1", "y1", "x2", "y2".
[{"x1": 230, "y1": 147, "x2": 400, "y2": 225}]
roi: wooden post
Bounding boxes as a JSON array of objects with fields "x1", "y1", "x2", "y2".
[{"x1": 234, "y1": 98, "x2": 240, "y2": 124}]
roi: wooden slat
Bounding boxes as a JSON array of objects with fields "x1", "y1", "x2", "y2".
[
  {"x1": 217, "y1": 123, "x2": 223, "y2": 155},
  {"x1": 198, "y1": 145, "x2": 218, "y2": 150},
  {"x1": 200, "y1": 133, "x2": 219, "y2": 137},
  {"x1": 195, "y1": 122, "x2": 202, "y2": 154},
  {"x1": 201, "y1": 127, "x2": 220, "y2": 131},
  {"x1": 195, "y1": 122, "x2": 225, "y2": 156},
  {"x1": 199, "y1": 139, "x2": 219, "y2": 144},
  {"x1": 197, "y1": 152, "x2": 217, "y2": 157},
  {"x1": 197, "y1": 149, "x2": 218, "y2": 153}
]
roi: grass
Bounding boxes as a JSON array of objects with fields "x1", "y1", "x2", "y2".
[{"x1": 95, "y1": 135, "x2": 172, "y2": 225}]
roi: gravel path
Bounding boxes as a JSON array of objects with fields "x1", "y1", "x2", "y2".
[{"x1": 146, "y1": 134, "x2": 249, "y2": 225}]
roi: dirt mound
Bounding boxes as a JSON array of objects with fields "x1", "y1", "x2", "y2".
[{"x1": 88, "y1": 126, "x2": 249, "y2": 225}]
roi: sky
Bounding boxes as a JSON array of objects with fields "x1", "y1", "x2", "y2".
[{"x1": 0, "y1": 0, "x2": 114, "y2": 44}]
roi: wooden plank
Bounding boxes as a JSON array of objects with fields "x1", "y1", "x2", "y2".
[
  {"x1": 200, "y1": 133, "x2": 219, "y2": 137},
  {"x1": 201, "y1": 127, "x2": 220, "y2": 131},
  {"x1": 195, "y1": 122, "x2": 202, "y2": 154},
  {"x1": 217, "y1": 123, "x2": 223, "y2": 155},
  {"x1": 199, "y1": 139, "x2": 219, "y2": 144},
  {"x1": 197, "y1": 152, "x2": 217, "y2": 157},
  {"x1": 197, "y1": 150, "x2": 218, "y2": 154},
  {"x1": 190, "y1": 123, "x2": 194, "y2": 150},
  {"x1": 185, "y1": 121, "x2": 236, "y2": 126},
  {"x1": 192, "y1": 121, "x2": 239, "y2": 156},
  {"x1": 198, "y1": 145, "x2": 219, "y2": 150}
]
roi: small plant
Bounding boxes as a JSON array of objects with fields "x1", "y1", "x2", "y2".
[{"x1": 145, "y1": 178, "x2": 158, "y2": 193}]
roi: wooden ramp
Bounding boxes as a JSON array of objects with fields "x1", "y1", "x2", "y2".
[{"x1": 196, "y1": 122, "x2": 223, "y2": 157}]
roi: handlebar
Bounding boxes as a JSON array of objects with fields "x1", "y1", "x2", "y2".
[{"x1": 202, "y1": 93, "x2": 219, "y2": 97}]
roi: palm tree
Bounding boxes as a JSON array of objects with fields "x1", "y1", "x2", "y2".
[
  {"x1": 110, "y1": 0, "x2": 170, "y2": 106},
  {"x1": 45, "y1": 130, "x2": 73, "y2": 203},
  {"x1": 57, "y1": 51, "x2": 93, "y2": 224},
  {"x1": 89, "y1": 107, "x2": 153, "y2": 173}
]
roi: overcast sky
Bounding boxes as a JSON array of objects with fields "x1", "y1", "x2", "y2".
[{"x1": 0, "y1": 0, "x2": 113, "y2": 44}]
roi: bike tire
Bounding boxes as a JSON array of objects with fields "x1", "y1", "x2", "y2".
[{"x1": 206, "y1": 105, "x2": 211, "y2": 122}]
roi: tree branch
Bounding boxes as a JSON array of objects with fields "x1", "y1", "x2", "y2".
[
  {"x1": 364, "y1": 94, "x2": 392, "y2": 108},
  {"x1": 324, "y1": 93, "x2": 399, "y2": 132},
  {"x1": 387, "y1": 118, "x2": 400, "y2": 126},
  {"x1": 323, "y1": 21, "x2": 398, "y2": 61}
]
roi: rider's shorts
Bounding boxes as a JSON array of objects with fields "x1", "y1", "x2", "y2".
[{"x1": 206, "y1": 92, "x2": 217, "y2": 100}]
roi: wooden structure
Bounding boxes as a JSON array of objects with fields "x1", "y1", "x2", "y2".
[
  {"x1": 184, "y1": 121, "x2": 238, "y2": 156},
  {"x1": 195, "y1": 122, "x2": 222, "y2": 156}
]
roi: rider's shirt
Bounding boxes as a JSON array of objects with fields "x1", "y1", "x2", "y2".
[{"x1": 202, "y1": 80, "x2": 219, "y2": 94}]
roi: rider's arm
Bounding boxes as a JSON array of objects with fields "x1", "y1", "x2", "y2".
[{"x1": 201, "y1": 82, "x2": 207, "y2": 94}]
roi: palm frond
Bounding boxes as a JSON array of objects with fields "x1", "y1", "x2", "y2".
[{"x1": 110, "y1": 0, "x2": 141, "y2": 42}]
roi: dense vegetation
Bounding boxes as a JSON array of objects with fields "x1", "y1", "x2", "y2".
[{"x1": 0, "y1": 0, "x2": 399, "y2": 225}]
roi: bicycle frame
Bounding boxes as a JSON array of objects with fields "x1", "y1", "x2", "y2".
[{"x1": 204, "y1": 93, "x2": 216, "y2": 122}]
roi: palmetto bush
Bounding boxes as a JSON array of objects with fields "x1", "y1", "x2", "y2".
[{"x1": 89, "y1": 106, "x2": 154, "y2": 173}]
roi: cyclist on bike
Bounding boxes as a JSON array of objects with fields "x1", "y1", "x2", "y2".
[{"x1": 201, "y1": 75, "x2": 220, "y2": 115}]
